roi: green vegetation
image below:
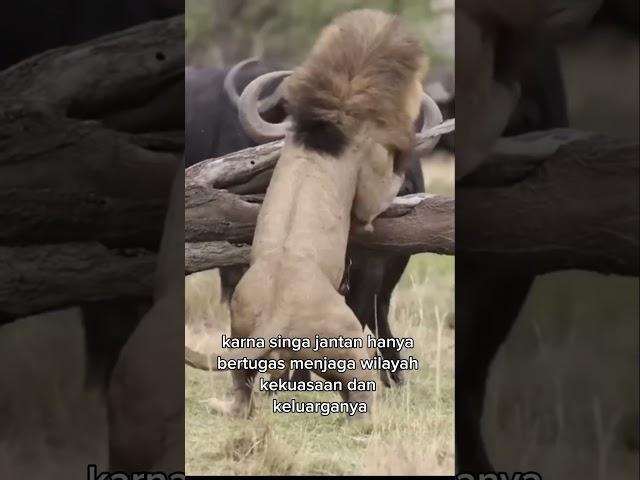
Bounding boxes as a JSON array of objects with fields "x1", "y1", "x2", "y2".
[{"x1": 186, "y1": 0, "x2": 454, "y2": 67}]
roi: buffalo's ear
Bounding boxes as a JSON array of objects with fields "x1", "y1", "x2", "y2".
[
  {"x1": 541, "y1": 0, "x2": 603, "y2": 39},
  {"x1": 261, "y1": 100, "x2": 288, "y2": 124}
]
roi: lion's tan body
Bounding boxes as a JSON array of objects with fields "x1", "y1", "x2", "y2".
[
  {"x1": 249, "y1": 137, "x2": 365, "y2": 290},
  {"x1": 190, "y1": 9, "x2": 428, "y2": 421},
  {"x1": 208, "y1": 133, "x2": 385, "y2": 419},
  {"x1": 235, "y1": 136, "x2": 378, "y2": 340}
]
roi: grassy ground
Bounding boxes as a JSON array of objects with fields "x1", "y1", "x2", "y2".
[
  {"x1": 185, "y1": 158, "x2": 456, "y2": 475},
  {"x1": 0, "y1": 309, "x2": 109, "y2": 478},
  {"x1": 484, "y1": 272, "x2": 639, "y2": 479},
  {"x1": 186, "y1": 155, "x2": 639, "y2": 478}
]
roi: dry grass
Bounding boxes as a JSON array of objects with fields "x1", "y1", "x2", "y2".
[
  {"x1": 0, "y1": 309, "x2": 109, "y2": 478},
  {"x1": 185, "y1": 157, "x2": 455, "y2": 475},
  {"x1": 484, "y1": 272, "x2": 639, "y2": 479},
  {"x1": 186, "y1": 156, "x2": 639, "y2": 479},
  {"x1": 185, "y1": 253, "x2": 455, "y2": 475}
]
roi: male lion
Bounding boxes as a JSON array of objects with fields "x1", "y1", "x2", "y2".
[{"x1": 186, "y1": 9, "x2": 443, "y2": 420}]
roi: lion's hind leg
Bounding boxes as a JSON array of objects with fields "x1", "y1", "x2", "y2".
[{"x1": 289, "y1": 294, "x2": 379, "y2": 422}]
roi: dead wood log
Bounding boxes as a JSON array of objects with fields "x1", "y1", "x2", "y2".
[
  {"x1": 0, "y1": 190, "x2": 166, "y2": 247},
  {"x1": 184, "y1": 188, "x2": 454, "y2": 274},
  {"x1": 184, "y1": 137, "x2": 456, "y2": 273},
  {"x1": 184, "y1": 133, "x2": 457, "y2": 264},
  {"x1": 0, "y1": 17, "x2": 185, "y2": 319},
  {"x1": 186, "y1": 128, "x2": 638, "y2": 278},
  {"x1": 183, "y1": 193, "x2": 455, "y2": 274},
  {"x1": 185, "y1": 242, "x2": 251, "y2": 274},
  {"x1": 458, "y1": 129, "x2": 639, "y2": 276},
  {"x1": 0, "y1": 16, "x2": 184, "y2": 198},
  {"x1": 0, "y1": 244, "x2": 155, "y2": 319}
]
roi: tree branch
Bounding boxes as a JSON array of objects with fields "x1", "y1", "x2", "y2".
[
  {"x1": 458, "y1": 130, "x2": 639, "y2": 276},
  {"x1": 0, "y1": 243, "x2": 155, "y2": 319},
  {"x1": 186, "y1": 128, "x2": 638, "y2": 278},
  {"x1": 0, "y1": 190, "x2": 166, "y2": 247},
  {"x1": 0, "y1": 16, "x2": 184, "y2": 198},
  {"x1": 183, "y1": 192, "x2": 455, "y2": 275},
  {"x1": 184, "y1": 187, "x2": 454, "y2": 273},
  {"x1": 185, "y1": 242, "x2": 251, "y2": 274},
  {"x1": 0, "y1": 17, "x2": 185, "y2": 319}
]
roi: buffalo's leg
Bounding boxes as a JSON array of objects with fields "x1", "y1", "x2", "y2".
[
  {"x1": 347, "y1": 251, "x2": 411, "y2": 387},
  {"x1": 218, "y1": 265, "x2": 248, "y2": 304},
  {"x1": 345, "y1": 251, "x2": 384, "y2": 325},
  {"x1": 81, "y1": 298, "x2": 149, "y2": 391},
  {"x1": 455, "y1": 268, "x2": 534, "y2": 473},
  {"x1": 374, "y1": 254, "x2": 411, "y2": 386},
  {"x1": 344, "y1": 253, "x2": 390, "y2": 386},
  {"x1": 290, "y1": 369, "x2": 311, "y2": 381}
]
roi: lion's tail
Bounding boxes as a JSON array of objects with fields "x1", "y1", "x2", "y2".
[{"x1": 184, "y1": 343, "x2": 273, "y2": 371}]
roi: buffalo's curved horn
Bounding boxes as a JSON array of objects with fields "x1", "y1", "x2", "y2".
[
  {"x1": 415, "y1": 92, "x2": 445, "y2": 156},
  {"x1": 224, "y1": 57, "x2": 286, "y2": 113},
  {"x1": 238, "y1": 70, "x2": 293, "y2": 143}
]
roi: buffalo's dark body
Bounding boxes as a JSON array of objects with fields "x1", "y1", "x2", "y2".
[
  {"x1": 185, "y1": 60, "x2": 426, "y2": 385},
  {"x1": 186, "y1": 62, "x2": 284, "y2": 167}
]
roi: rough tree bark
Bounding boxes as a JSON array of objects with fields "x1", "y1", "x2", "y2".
[
  {"x1": 2, "y1": 15, "x2": 637, "y2": 317},
  {"x1": 0, "y1": 17, "x2": 184, "y2": 196},
  {"x1": 0, "y1": 16, "x2": 184, "y2": 320},
  {"x1": 184, "y1": 188, "x2": 454, "y2": 274},
  {"x1": 0, "y1": 244, "x2": 155, "y2": 319},
  {"x1": 458, "y1": 129, "x2": 639, "y2": 276},
  {"x1": 186, "y1": 128, "x2": 638, "y2": 277}
]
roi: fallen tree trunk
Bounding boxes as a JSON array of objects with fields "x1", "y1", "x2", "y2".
[
  {"x1": 184, "y1": 193, "x2": 454, "y2": 274},
  {"x1": 185, "y1": 241, "x2": 251, "y2": 274},
  {"x1": 0, "y1": 244, "x2": 155, "y2": 319},
  {"x1": 457, "y1": 130, "x2": 639, "y2": 276},
  {"x1": 185, "y1": 183, "x2": 453, "y2": 244},
  {"x1": 0, "y1": 190, "x2": 167, "y2": 247},
  {"x1": 0, "y1": 17, "x2": 185, "y2": 319},
  {"x1": 186, "y1": 128, "x2": 638, "y2": 277},
  {"x1": 0, "y1": 16, "x2": 184, "y2": 198},
  {"x1": 184, "y1": 137, "x2": 457, "y2": 267},
  {"x1": 0, "y1": 16, "x2": 185, "y2": 247}
]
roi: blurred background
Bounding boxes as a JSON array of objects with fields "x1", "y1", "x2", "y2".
[
  {"x1": 480, "y1": 9, "x2": 639, "y2": 480},
  {"x1": 186, "y1": 0, "x2": 453, "y2": 68},
  {"x1": 186, "y1": 0, "x2": 455, "y2": 191}
]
